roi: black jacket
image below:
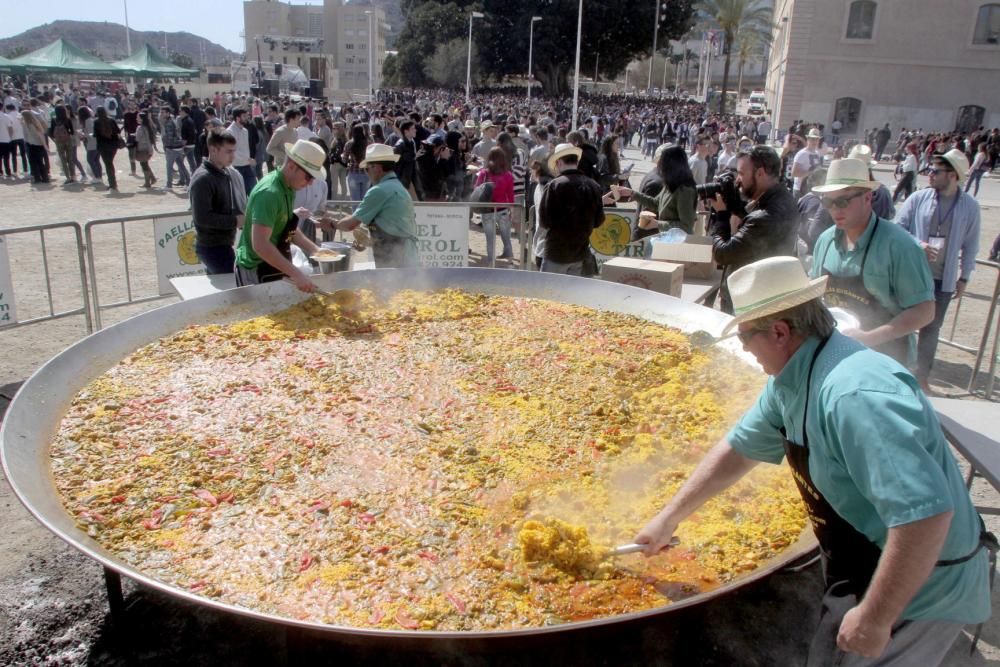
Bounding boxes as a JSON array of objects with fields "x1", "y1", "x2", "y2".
[
  {"x1": 577, "y1": 143, "x2": 599, "y2": 181},
  {"x1": 711, "y1": 183, "x2": 799, "y2": 308},
  {"x1": 538, "y1": 168, "x2": 604, "y2": 263},
  {"x1": 179, "y1": 115, "x2": 198, "y2": 146},
  {"x1": 189, "y1": 159, "x2": 243, "y2": 247},
  {"x1": 393, "y1": 137, "x2": 423, "y2": 198}
]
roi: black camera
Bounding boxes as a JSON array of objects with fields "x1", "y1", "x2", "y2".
[{"x1": 696, "y1": 171, "x2": 745, "y2": 217}]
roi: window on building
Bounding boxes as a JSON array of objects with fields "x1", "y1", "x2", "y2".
[
  {"x1": 974, "y1": 4, "x2": 1000, "y2": 44},
  {"x1": 957, "y1": 105, "x2": 986, "y2": 133},
  {"x1": 846, "y1": 1, "x2": 877, "y2": 39},
  {"x1": 346, "y1": 29, "x2": 355, "y2": 37},
  {"x1": 834, "y1": 97, "x2": 862, "y2": 134},
  {"x1": 309, "y1": 14, "x2": 322, "y2": 38},
  {"x1": 297, "y1": 57, "x2": 302, "y2": 67},
  {"x1": 283, "y1": 56, "x2": 287, "y2": 64},
  {"x1": 346, "y1": 56, "x2": 354, "y2": 64},
  {"x1": 345, "y1": 43, "x2": 354, "y2": 50}
]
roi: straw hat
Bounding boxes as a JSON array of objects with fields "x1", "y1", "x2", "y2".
[
  {"x1": 548, "y1": 142, "x2": 583, "y2": 173},
  {"x1": 811, "y1": 158, "x2": 880, "y2": 193},
  {"x1": 936, "y1": 148, "x2": 970, "y2": 181},
  {"x1": 283, "y1": 139, "x2": 327, "y2": 180},
  {"x1": 480, "y1": 120, "x2": 495, "y2": 131},
  {"x1": 847, "y1": 144, "x2": 877, "y2": 166},
  {"x1": 358, "y1": 143, "x2": 400, "y2": 168},
  {"x1": 721, "y1": 257, "x2": 829, "y2": 336},
  {"x1": 464, "y1": 119, "x2": 478, "y2": 129},
  {"x1": 806, "y1": 128, "x2": 822, "y2": 140}
]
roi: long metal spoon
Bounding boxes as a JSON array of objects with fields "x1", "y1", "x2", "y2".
[
  {"x1": 608, "y1": 536, "x2": 680, "y2": 557},
  {"x1": 688, "y1": 330, "x2": 737, "y2": 349}
]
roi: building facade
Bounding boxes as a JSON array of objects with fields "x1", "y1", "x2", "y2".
[
  {"x1": 766, "y1": 0, "x2": 1000, "y2": 138},
  {"x1": 243, "y1": 0, "x2": 386, "y2": 97}
]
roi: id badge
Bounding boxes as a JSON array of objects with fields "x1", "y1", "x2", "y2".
[{"x1": 929, "y1": 236, "x2": 946, "y2": 250}]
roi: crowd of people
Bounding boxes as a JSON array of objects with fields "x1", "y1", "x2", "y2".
[{"x1": 1, "y1": 73, "x2": 999, "y2": 665}]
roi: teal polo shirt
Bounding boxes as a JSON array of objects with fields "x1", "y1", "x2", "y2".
[
  {"x1": 810, "y1": 213, "x2": 934, "y2": 364},
  {"x1": 353, "y1": 172, "x2": 418, "y2": 266},
  {"x1": 728, "y1": 331, "x2": 990, "y2": 624},
  {"x1": 235, "y1": 169, "x2": 296, "y2": 270}
]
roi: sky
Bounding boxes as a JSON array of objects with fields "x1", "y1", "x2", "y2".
[{"x1": 0, "y1": 0, "x2": 327, "y2": 54}]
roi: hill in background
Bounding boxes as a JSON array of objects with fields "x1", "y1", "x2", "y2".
[{"x1": 0, "y1": 20, "x2": 240, "y2": 67}]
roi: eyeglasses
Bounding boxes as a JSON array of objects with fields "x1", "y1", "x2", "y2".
[
  {"x1": 820, "y1": 190, "x2": 866, "y2": 210},
  {"x1": 736, "y1": 326, "x2": 768, "y2": 345},
  {"x1": 927, "y1": 166, "x2": 953, "y2": 175}
]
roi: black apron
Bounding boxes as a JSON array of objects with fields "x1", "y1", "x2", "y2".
[
  {"x1": 819, "y1": 218, "x2": 909, "y2": 365},
  {"x1": 784, "y1": 337, "x2": 997, "y2": 599},
  {"x1": 254, "y1": 211, "x2": 300, "y2": 283}
]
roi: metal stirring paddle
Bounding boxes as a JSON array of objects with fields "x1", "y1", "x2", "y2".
[{"x1": 608, "y1": 536, "x2": 680, "y2": 557}]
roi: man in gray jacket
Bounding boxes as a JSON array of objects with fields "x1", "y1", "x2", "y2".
[{"x1": 189, "y1": 131, "x2": 247, "y2": 274}]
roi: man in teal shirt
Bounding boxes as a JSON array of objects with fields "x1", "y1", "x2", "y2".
[
  {"x1": 636, "y1": 257, "x2": 992, "y2": 666},
  {"x1": 810, "y1": 158, "x2": 934, "y2": 367},
  {"x1": 326, "y1": 143, "x2": 418, "y2": 268}
]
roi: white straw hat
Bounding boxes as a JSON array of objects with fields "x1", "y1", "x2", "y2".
[
  {"x1": 721, "y1": 257, "x2": 829, "y2": 336},
  {"x1": 811, "y1": 158, "x2": 880, "y2": 193},
  {"x1": 847, "y1": 144, "x2": 877, "y2": 167},
  {"x1": 358, "y1": 143, "x2": 400, "y2": 168},
  {"x1": 937, "y1": 148, "x2": 970, "y2": 181},
  {"x1": 806, "y1": 128, "x2": 822, "y2": 139},
  {"x1": 548, "y1": 142, "x2": 583, "y2": 173},
  {"x1": 283, "y1": 140, "x2": 327, "y2": 180}
]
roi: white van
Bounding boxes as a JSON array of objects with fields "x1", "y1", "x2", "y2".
[{"x1": 749, "y1": 91, "x2": 767, "y2": 106}]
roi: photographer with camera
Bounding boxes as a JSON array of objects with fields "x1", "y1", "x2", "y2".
[{"x1": 707, "y1": 145, "x2": 800, "y2": 314}]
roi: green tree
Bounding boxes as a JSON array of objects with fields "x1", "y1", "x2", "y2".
[
  {"x1": 694, "y1": 0, "x2": 771, "y2": 114},
  {"x1": 169, "y1": 52, "x2": 195, "y2": 69},
  {"x1": 424, "y1": 38, "x2": 479, "y2": 88},
  {"x1": 382, "y1": 53, "x2": 400, "y2": 87},
  {"x1": 397, "y1": 0, "x2": 693, "y2": 97},
  {"x1": 734, "y1": 27, "x2": 769, "y2": 96}
]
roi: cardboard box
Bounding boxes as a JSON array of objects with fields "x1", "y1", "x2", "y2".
[
  {"x1": 601, "y1": 258, "x2": 684, "y2": 297},
  {"x1": 650, "y1": 235, "x2": 717, "y2": 279}
]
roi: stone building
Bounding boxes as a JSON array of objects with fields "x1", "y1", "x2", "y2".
[
  {"x1": 243, "y1": 0, "x2": 386, "y2": 97},
  {"x1": 766, "y1": 0, "x2": 1000, "y2": 138}
]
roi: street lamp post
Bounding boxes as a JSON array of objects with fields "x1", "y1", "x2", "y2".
[
  {"x1": 122, "y1": 0, "x2": 134, "y2": 91},
  {"x1": 527, "y1": 16, "x2": 542, "y2": 104},
  {"x1": 364, "y1": 10, "x2": 374, "y2": 100},
  {"x1": 571, "y1": 0, "x2": 583, "y2": 131},
  {"x1": 647, "y1": 0, "x2": 660, "y2": 92},
  {"x1": 465, "y1": 11, "x2": 485, "y2": 104}
]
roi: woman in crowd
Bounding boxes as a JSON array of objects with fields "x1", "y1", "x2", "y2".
[
  {"x1": 343, "y1": 123, "x2": 369, "y2": 201},
  {"x1": 77, "y1": 106, "x2": 102, "y2": 184},
  {"x1": 615, "y1": 145, "x2": 697, "y2": 236},
  {"x1": 328, "y1": 122, "x2": 348, "y2": 199},
  {"x1": 49, "y1": 104, "x2": 77, "y2": 183},
  {"x1": 596, "y1": 134, "x2": 622, "y2": 191},
  {"x1": 966, "y1": 142, "x2": 989, "y2": 198},
  {"x1": 92, "y1": 106, "x2": 121, "y2": 191},
  {"x1": 529, "y1": 159, "x2": 553, "y2": 269},
  {"x1": 495, "y1": 131, "x2": 526, "y2": 202},
  {"x1": 122, "y1": 101, "x2": 139, "y2": 176},
  {"x1": 252, "y1": 116, "x2": 269, "y2": 181},
  {"x1": 20, "y1": 109, "x2": 49, "y2": 184},
  {"x1": 134, "y1": 110, "x2": 157, "y2": 189},
  {"x1": 370, "y1": 123, "x2": 386, "y2": 145},
  {"x1": 474, "y1": 146, "x2": 515, "y2": 265},
  {"x1": 893, "y1": 142, "x2": 919, "y2": 203},
  {"x1": 444, "y1": 130, "x2": 470, "y2": 201}
]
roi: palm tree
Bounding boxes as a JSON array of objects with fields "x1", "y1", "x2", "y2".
[
  {"x1": 734, "y1": 26, "x2": 770, "y2": 96},
  {"x1": 694, "y1": 0, "x2": 772, "y2": 114}
]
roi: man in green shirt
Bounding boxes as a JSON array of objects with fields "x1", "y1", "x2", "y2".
[
  {"x1": 636, "y1": 257, "x2": 992, "y2": 665},
  {"x1": 235, "y1": 139, "x2": 325, "y2": 292},
  {"x1": 324, "y1": 143, "x2": 418, "y2": 268}
]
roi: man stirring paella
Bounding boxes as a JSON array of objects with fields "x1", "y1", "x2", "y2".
[{"x1": 636, "y1": 256, "x2": 994, "y2": 666}]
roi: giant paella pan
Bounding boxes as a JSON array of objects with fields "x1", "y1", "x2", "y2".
[{"x1": 1, "y1": 269, "x2": 815, "y2": 640}]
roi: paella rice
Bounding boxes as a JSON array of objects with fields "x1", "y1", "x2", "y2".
[{"x1": 50, "y1": 289, "x2": 807, "y2": 631}]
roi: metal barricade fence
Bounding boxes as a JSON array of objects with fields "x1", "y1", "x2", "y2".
[
  {"x1": 85, "y1": 211, "x2": 191, "y2": 330},
  {"x1": 939, "y1": 258, "x2": 1000, "y2": 400},
  {"x1": 0, "y1": 222, "x2": 92, "y2": 334}
]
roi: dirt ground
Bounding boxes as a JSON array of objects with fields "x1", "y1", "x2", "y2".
[{"x1": 1, "y1": 144, "x2": 999, "y2": 665}]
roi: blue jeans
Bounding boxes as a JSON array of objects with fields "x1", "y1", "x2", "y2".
[
  {"x1": 915, "y1": 280, "x2": 953, "y2": 384},
  {"x1": 348, "y1": 170, "x2": 369, "y2": 201},
  {"x1": 481, "y1": 210, "x2": 512, "y2": 265},
  {"x1": 184, "y1": 146, "x2": 197, "y2": 174},
  {"x1": 195, "y1": 243, "x2": 236, "y2": 275},
  {"x1": 165, "y1": 147, "x2": 190, "y2": 187},
  {"x1": 236, "y1": 164, "x2": 257, "y2": 195},
  {"x1": 965, "y1": 169, "x2": 985, "y2": 197},
  {"x1": 86, "y1": 149, "x2": 103, "y2": 180}
]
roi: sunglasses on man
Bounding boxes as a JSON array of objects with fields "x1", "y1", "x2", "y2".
[
  {"x1": 820, "y1": 190, "x2": 866, "y2": 210},
  {"x1": 926, "y1": 165, "x2": 954, "y2": 175}
]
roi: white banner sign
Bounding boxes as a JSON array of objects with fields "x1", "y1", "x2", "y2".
[
  {"x1": 154, "y1": 216, "x2": 206, "y2": 295},
  {"x1": 0, "y1": 235, "x2": 17, "y2": 327},
  {"x1": 415, "y1": 206, "x2": 469, "y2": 268}
]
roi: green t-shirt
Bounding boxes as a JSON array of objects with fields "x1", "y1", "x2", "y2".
[
  {"x1": 235, "y1": 169, "x2": 296, "y2": 270},
  {"x1": 728, "y1": 332, "x2": 990, "y2": 624}
]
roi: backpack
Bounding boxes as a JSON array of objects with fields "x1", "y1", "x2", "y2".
[{"x1": 469, "y1": 179, "x2": 496, "y2": 215}]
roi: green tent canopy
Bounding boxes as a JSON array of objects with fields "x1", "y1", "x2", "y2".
[
  {"x1": 10, "y1": 38, "x2": 124, "y2": 75},
  {"x1": 111, "y1": 44, "x2": 198, "y2": 78},
  {"x1": 0, "y1": 54, "x2": 24, "y2": 73}
]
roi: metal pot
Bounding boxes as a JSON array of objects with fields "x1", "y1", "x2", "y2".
[
  {"x1": 0, "y1": 269, "x2": 816, "y2": 641},
  {"x1": 317, "y1": 241, "x2": 353, "y2": 274}
]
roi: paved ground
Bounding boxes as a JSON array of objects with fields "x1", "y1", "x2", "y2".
[{"x1": 1, "y1": 144, "x2": 999, "y2": 665}]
